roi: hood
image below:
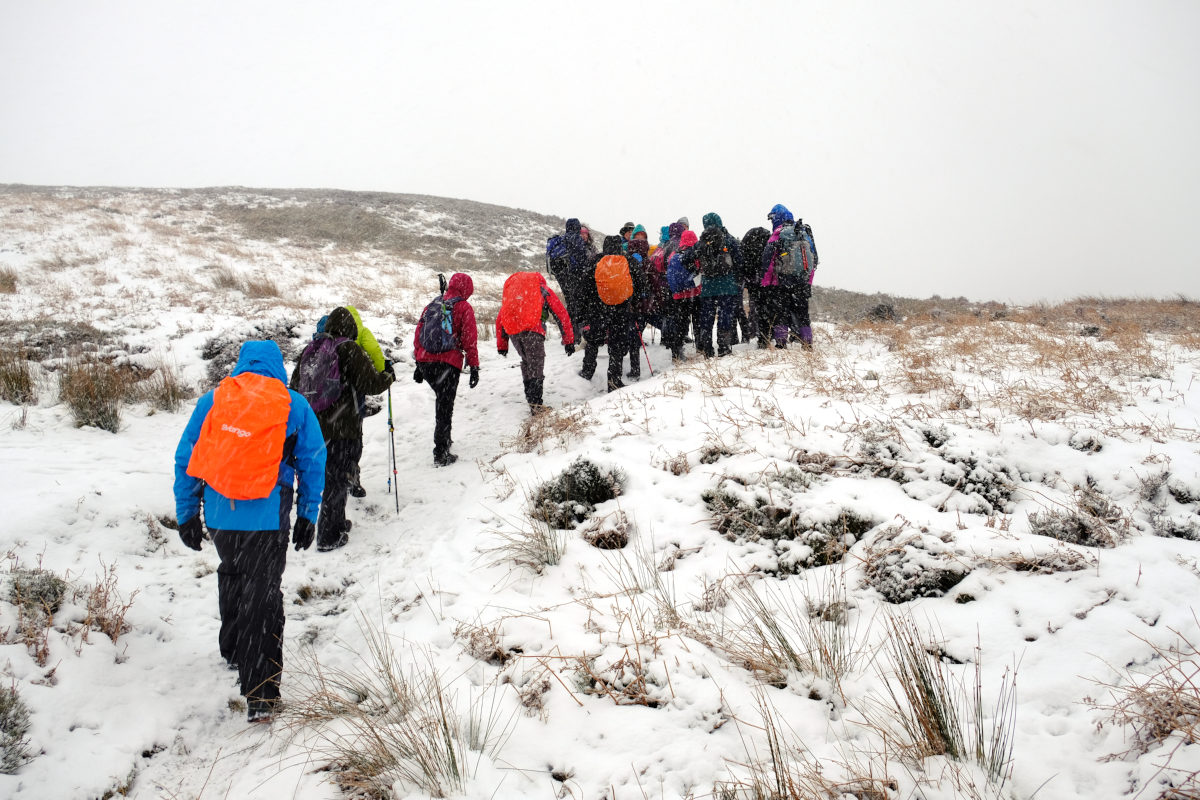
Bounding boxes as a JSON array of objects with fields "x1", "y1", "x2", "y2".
[
  {"x1": 627, "y1": 238, "x2": 649, "y2": 259},
  {"x1": 631, "y1": 224, "x2": 647, "y2": 240},
  {"x1": 659, "y1": 226, "x2": 670, "y2": 246},
  {"x1": 231, "y1": 340, "x2": 288, "y2": 384},
  {"x1": 677, "y1": 216, "x2": 690, "y2": 230},
  {"x1": 445, "y1": 272, "x2": 474, "y2": 301},
  {"x1": 565, "y1": 218, "x2": 581, "y2": 235},
  {"x1": 702, "y1": 212, "x2": 723, "y2": 230},
  {"x1": 767, "y1": 204, "x2": 793, "y2": 229},
  {"x1": 668, "y1": 222, "x2": 684, "y2": 241},
  {"x1": 602, "y1": 235, "x2": 625, "y2": 255},
  {"x1": 680, "y1": 230, "x2": 699, "y2": 248},
  {"x1": 327, "y1": 306, "x2": 358, "y2": 340}
]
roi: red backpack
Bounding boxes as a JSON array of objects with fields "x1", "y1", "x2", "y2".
[{"x1": 186, "y1": 373, "x2": 291, "y2": 500}]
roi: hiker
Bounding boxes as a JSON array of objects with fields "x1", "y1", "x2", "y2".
[
  {"x1": 760, "y1": 204, "x2": 816, "y2": 349},
  {"x1": 618, "y1": 221, "x2": 635, "y2": 250},
  {"x1": 292, "y1": 307, "x2": 395, "y2": 551},
  {"x1": 413, "y1": 272, "x2": 480, "y2": 466},
  {"x1": 741, "y1": 227, "x2": 771, "y2": 348},
  {"x1": 789, "y1": 218, "x2": 819, "y2": 349},
  {"x1": 496, "y1": 270, "x2": 575, "y2": 414},
  {"x1": 548, "y1": 218, "x2": 595, "y2": 336},
  {"x1": 664, "y1": 229, "x2": 702, "y2": 362},
  {"x1": 174, "y1": 339, "x2": 326, "y2": 723},
  {"x1": 626, "y1": 229, "x2": 654, "y2": 376},
  {"x1": 694, "y1": 213, "x2": 744, "y2": 358},
  {"x1": 580, "y1": 235, "x2": 647, "y2": 391}
]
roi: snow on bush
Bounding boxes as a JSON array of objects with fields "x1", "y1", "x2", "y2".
[
  {"x1": 1027, "y1": 486, "x2": 1130, "y2": 548},
  {"x1": 199, "y1": 317, "x2": 306, "y2": 387},
  {"x1": 702, "y1": 468, "x2": 876, "y2": 574},
  {"x1": 529, "y1": 457, "x2": 625, "y2": 530},
  {"x1": 861, "y1": 525, "x2": 971, "y2": 603},
  {"x1": 0, "y1": 686, "x2": 32, "y2": 775}
]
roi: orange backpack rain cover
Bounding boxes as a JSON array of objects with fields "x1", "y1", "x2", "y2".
[
  {"x1": 187, "y1": 372, "x2": 292, "y2": 501},
  {"x1": 595, "y1": 255, "x2": 633, "y2": 306}
]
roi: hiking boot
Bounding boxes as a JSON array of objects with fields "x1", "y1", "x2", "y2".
[
  {"x1": 607, "y1": 377, "x2": 625, "y2": 393},
  {"x1": 342, "y1": 519, "x2": 353, "y2": 533},
  {"x1": 350, "y1": 483, "x2": 367, "y2": 498},
  {"x1": 317, "y1": 532, "x2": 349, "y2": 552},
  {"x1": 627, "y1": 366, "x2": 640, "y2": 380},
  {"x1": 529, "y1": 403, "x2": 549, "y2": 416},
  {"x1": 578, "y1": 369, "x2": 594, "y2": 380},
  {"x1": 433, "y1": 451, "x2": 459, "y2": 467},
  {"x1": 756, "y1": 339, "x2": 770, "y2": 350},
  {"x1": 247, "y1": 699, "x2": 276, "y2": 724},
  {"x1": 775, "y1": 340, "x2": 788, "y2": 350},
  {"x1": 671, "y1": 347, "x2": 685, "y2": 364}
]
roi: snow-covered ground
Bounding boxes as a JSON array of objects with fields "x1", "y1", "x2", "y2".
[{"x1": 2, "y1": 188, "x2": 1200, "y2": 800}]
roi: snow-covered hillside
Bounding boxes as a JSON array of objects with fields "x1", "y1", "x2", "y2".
[{"x1": 2, "y1": 187, "x2": 1200, "y2": 800}]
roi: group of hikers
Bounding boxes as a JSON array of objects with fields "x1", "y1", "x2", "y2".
[
  {"x1": 170, "y1": 203, "x2": 816, "y2": 723},
  {"x1": 545, "y1": 203, "x2": 818, "y2": 391}
]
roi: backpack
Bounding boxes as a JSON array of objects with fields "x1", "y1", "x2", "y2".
[
  {"x1": 418, "y1": 294, "x2": 461, "y2": 353},
  {"x1": 186, "y1": 372, "x2": 291, "y2": 500},
  {"x1": 595, "y1": 255, "x2": 634, "y2": 306},
  {"x1": 546, "y1": 235, "x2": 570, "y2": 280},
  {"x1": 698, "y1": 228, "x2": 734, "y2": 278},
  {"x1": 667, "y1": 252, "x2": 696, "y2": 295},
  {"x1": 771, "y1": 226, "x2": 809, "y2": 279},
  {"x1": 294, "y1": 334, "x2": 348, "y2": 413}
]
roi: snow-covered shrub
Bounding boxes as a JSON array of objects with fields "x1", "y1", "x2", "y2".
[
  {"x1": 200, "y1": 317, "x2": 305, "y2": 388},
  {"x1": 580, "y1": 510, "x2": 632, "y2": 550},
  {"x1": 1028, "y1": 487, "x2": 1129, "y2": 548},
  {"x1": 1068, "y1": 430, "x2": 1105, "y2": 453},
  {"x1": 1167, "y1": 478, "x2": 1200, "y2": 506},
  {"x1": 574, "y1": 648, "x2": 669, "y2": 708},
  {"x1": 0, "y1": 685, "x2": 33, "y2": 774},
  {"x1": 862, "y1": 526, "x2": 970, "y2": 603},
  {"x1": 529, "y1": 457, "x2": 625, "y2": 530},
  {"x1": 1150, "y1": 513, "x2": 1200, "y2": 541},
  {"x1": 0, "y1": 348, "x2": 35, "y2": 405},
  {"x1": 7, "y1": 567, "x2": 68, "y2": 665},
  {"x1": 58, "y1": 356, "x2": 129, "y2": 432},
  {"x1": 454, "y1": 621, "x2": 513, "y2": 667},
  {"x1": 703, "y1": 470, "x2": 874, "y2": 573}
]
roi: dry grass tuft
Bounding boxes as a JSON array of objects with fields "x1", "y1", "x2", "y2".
[
  {"x1": 74, "y1": 561, "x2": 137, "y2": 645},
  {"x1": 58, "y1": 357, "x2": 134, "y2": 432},
  {"x1": 0, "y1": 349, "x2": 36, "y2": 405},
  {"x1": 138, "y1": 357, "x2": 192, "y2": 412},
  {"x1": 873, "y1": 615, "x2": 1016, "y2": 789},
  {"x1": 501, "y1": 405, "x2": 593, "y2": 454},
  {"x1": 1089, "y1": 620, "x2": 1200, "y2": 798},
  {"x1": 480, "y1": 512, "x2": 566, "y2": 575},
  {"x1": 0, "y1": 267, "x2": 16, "y2": 294},
  {"x1": 244, "y1": 273, "x2": 280, "y2": 298},
  {"x1": 1027, "y1": 486, "x2": 1131, "y2": 548},
  {"x1": 281, "y1": 616, "x2": 515, "y2": 798}
]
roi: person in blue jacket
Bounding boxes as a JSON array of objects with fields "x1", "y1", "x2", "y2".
[{"x1": 173, "y1": 339, "x2": 326, "y2": 723}]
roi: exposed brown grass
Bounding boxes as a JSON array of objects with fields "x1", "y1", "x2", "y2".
[
  {"x1": 0, "y1": 267, "x2": 16, "y2": 294},
  {"x1": 0, "y1": 348, "x2": 36, "y2": 405},
  {"x1": 58, "y1": 357, "x2": 136, "y2": 432}
]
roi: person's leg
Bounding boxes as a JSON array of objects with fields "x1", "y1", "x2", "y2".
[
  {"x1": 317, "y1": 439, "x2": 353, "y2": 548},
  {"x1": 424, "y1": 362, "x2": 461, "y2": 463},
  {"x1": 696, "y1": 297, "x2": 715, "y2": 358},
  {"x1": 513, "y1": 331, "x2": 546, "y2": 410},
  {"x1": 238, "y1": 528, "x2": 289, "y2": 715},
  {"x1": 606, "y1": 318, "x2": 629, "y2": 391},
  {"x1": 212, "y1": 529, "x2": 241, "y2": 668},
  {"x1": 716, "y1": 295, "x2": 736, "y2": 356}
]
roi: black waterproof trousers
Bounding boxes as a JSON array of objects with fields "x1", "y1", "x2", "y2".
[
  {"x1": 418, "y1": 361, "x2": 461, "y2": 459},
  {"x1": 212, "y1": 485, "x2": 291, "y2": 704},
  {"x1": 317, "y1": 438, "x2": 358, "y2": 546}
]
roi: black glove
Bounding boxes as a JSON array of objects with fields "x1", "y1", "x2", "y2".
[
  {"x1": 292, "y1": 517, "x2": 315, "y2": 551},
  {"x1": 469, "y1": 366, "x2": 480, "y2": 389},
  {"x1": 383, "y1": 360, "x2": 396, "y2": 379},
  {"x1": 413, "y1": 366, "x2": 424, "y2": 383},
  {"x1": 178, "y1": 516, "x2": 204, "y2": 551},
  {"x1": 498, "y1": 349, "x2": 508, "y2": 358},
  {"x1": 564, "y1": 343, "x2": 576, "y2": 356}
]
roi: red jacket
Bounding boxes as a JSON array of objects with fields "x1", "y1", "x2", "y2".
[
  {"x1": 413, "y1": 273, "x2": 480, "y2": 370},
  {"x1": 496, "y1": 272, "x2": 574, "y2": 352}
]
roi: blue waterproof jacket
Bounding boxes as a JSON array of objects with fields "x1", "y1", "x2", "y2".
[{"x1": 174, "y1": 341, "x2": 326, "y2": 531}]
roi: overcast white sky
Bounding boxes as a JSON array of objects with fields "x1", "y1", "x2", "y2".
[{"x1": 2, "y1": 1, "x2": 1197, "y2": 302}]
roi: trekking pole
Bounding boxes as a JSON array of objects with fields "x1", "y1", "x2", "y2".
[
  {"x1": 387, "y1": 385, "x2": 399, "y2": 513},
  {"x1": 637, "y1": 329, "x2": 654, "y2": 376}
]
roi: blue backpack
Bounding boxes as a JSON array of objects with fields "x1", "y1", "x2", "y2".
[
  {"x1": 418, "y1": 295, "x2": 461, "y2": 353},
  {"x1": 666, "y1": 252, "x2": 696, "y2": 295},
  {"x1": 295, "y1": 334, "x2": 348, "y2": 412}
]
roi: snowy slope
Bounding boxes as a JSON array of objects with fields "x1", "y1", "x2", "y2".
[{"x1": 2, "y1": 188, "x2": 1200, "y2": 800}]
